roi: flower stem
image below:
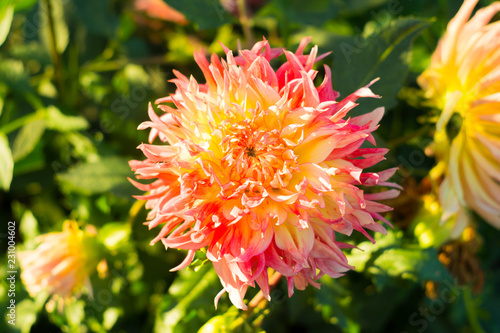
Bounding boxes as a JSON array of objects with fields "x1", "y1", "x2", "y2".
[
  {"x1": 44, "y1": 0, "x2": 64, "y2": 101},
  {"x1": 463, "y1": 286, "x2": 485, "y2": 333},
  {"x1": 237, "y1": 0, "x2": 254, "y2": 48},
  {"x1": 127, "y1": 200, "x2": 145, "y2": 226}
]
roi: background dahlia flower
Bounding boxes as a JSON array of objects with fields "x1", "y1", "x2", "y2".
[
  {"x1": 18, "y1": 221, "x2": 101, "y2": 311},
  {"x1": 130, "y1": 37, "x2": 399, "y2": 310},
  {"x1": 418, "y1": 0, "x2": 500, "y2": 234},
  {"x1": 134, "y1": 0, "x2": 188, "y2": 25}
]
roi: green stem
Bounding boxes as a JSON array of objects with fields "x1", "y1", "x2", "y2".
[
  {"x1": 67, "y1": 40, "x2": 80, "y2": 107},
  {"x1": 463, "y1": 286, "x2": 485, "y2": 333},
  {"x1": 24, "y1": 92, "x2": 45, "y2": 110},
  {"x1": 44, "y1": 0, "x2": 64, "y2": 100},
  {"x1": 237, "y1": 0, "x2": 254, "y2": 48},
  {"x1": 229, "y1": 317, "x2": 246, "y2": 331},
  {"x1": 81, "y1": 59, "x2": 127, "y2": 73},
  {"x1": 127, "y1": 200, "x2": 145, "y2": 226}
]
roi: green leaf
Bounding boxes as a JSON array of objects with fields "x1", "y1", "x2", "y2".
[
  {"x1": 13, "y1": 136, "x2": 45, "y2": 175},
  {"x1": 0, "y1": 83, "x2": 6, "y2": 116},
  {"x1": 370, "y1": 247, "x2": 452, "y2": 286},
  {"x1": 339, "y1": 0, "x2": 389, "y2": 16},
  {"x1": 346, "y1": 229, "x2": 451, "y2": 289},
  {"x1": 15, "y1": 299, "x2": 38, "y2": 333},
  {"x1": 65, "y1": 300, "x2": 86, "y2": 327},
  {"x1": 263, "y1": 0, "x2": 340, "y2": 26},
  {"x1": 168, "y1": 265, "x2": 217, "y2": 299},
  {"x1": 12, "y1": 118, "x2": 46, "y2": 162},
  {"x1": 98, "y1": 222, "x2": 131, "y2": 251},
  {"x1": 39, "y1": 0, "x2": 69, "y2": 54},
  {"x1": 45, "y1": 105, "x2": 89, "y2": 132},
  {"x1": 0, "y1": 59, "x2": 31, "y2": 94},
  {"x1": 164, "y1": 0, "x2": 232, "y2": 29},
  {"x1": 198, "y1": 308, "x2": 256, "y2": 333},
  {"x1": 80, "y1": 71, "x2": 110, "y2": 103},
  {"x1": 103, "y1": 307, "x2": 123, "y2": 331},
  {"x1": 331, "y1": 18, "x2": 430, "y2": 115},
  {"x1": 0, "y1": 4, "x2": 14, "y2": 47},
  {"x1": 112, "y1": 64, "x2": 161, "y2": 97},
  {"x1": 197, "y1": 313, "x2": 235, "y2": 333},
  {"x1": 314, "y1": 277, "x2": 350, "y2": 329},
  {"x1": 57, "y1": 156, "x2": 133, "y2": 195},
  {"x1": 346, "y1": 229, "x2": 402, "y2": 272},
  {"x1": 73, "y1": 0, "x2": 119, "y2": 38},
  {"x1": 0, "y1": 133, "x2": 13, "y2": 191},
  {"x1": 155, "y1": 265, "x2": 221, "y2": 333},
  {"x1": 19, "y1": 209, "x2": 40, "y2": 247},
  {"x1": 62, "y1": 132, "x2": 99, "y2": 161},
  {"x1": 8, "y1": 41, "x2": 51, "y2": 66},
  {"x1": 13, "y1": 0, "x2": 38, "y2": 12}
]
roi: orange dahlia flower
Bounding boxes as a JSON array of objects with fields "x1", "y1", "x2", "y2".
[
  {"x1": 418, "y1": 0, "x2": 500, "y2": 233},
  {"x1": 130, "y1": 37, "x2": 399, "y2": 309},
  {"x1": 134, "y1": 0, "x2": 188, "y2": 25},
  {"x1": 19, "y1": 221, "x2": 101, "y2": 311}
]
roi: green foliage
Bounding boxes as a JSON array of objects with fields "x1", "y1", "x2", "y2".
[
  {"x1": 165, "y1": 0, "x2": 233, "y2": 29},
  {"x1": 314, "y1": 277, "x2": 351, "y2": 330},
  {"x1": 339, "y1": 0, "x2": 389, "y2": 15},
  {"x1": 262, "y1": 0, "x2": 340, "y2": 27},
  {"x1": 347, "y1": 230, "x2": 451, "y2": 288},
  {"x1": 19, "y1": 209, "x2": 40, "y2": 249},
  {"x1": 198, "y1": 307, "x2": 262, "y2": 333},
  {"x1": 73, "y1": 0, "x2": 120, "y2": 38},
  {"x1": 0, "y1": 59, "x2": 31, "y2": 94},
  {"x1": 57, "y1": 156, "x2": 133, "y2": 195},
  {"x1": 330, "y1": 17, "x2": 431, "y2": 115},
  {"x1": 98, "y1": 222, "x2": 131, "y2": 251},
  {"x1": 371, "y1": 247, "x2": 451, "y2": 286},
  {"x1": 13, "y1": 0, "x2": 38, "y2": 12},
  {"x1": 154, "y1": 265, "x2": 224, "y2": 333},
  {"x1": 45, "y1": 106, "x2": 89, "y2": 132},
  {"x1": 15, "y1": 299, "x2": 38, "y2": 333},
  {"x1": 39, "y1": 0, "x2": 69, "y2": 54},
  {"x1": 0, "y1": 133, "x2": 13, "y2": 190},
  {"x1": 0, "y1": 1, "x2": 499, "y2": 333},
  {"x1": 12, "y1": 118, "x2": 46, "y2": 162},
  {"x1": 0, "y1": 3, "x2": 14, "y2": 47}
]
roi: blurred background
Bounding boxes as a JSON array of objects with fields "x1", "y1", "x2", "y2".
[{"x1": 0, "y1": 0, "x2": 499, "y2": 332}]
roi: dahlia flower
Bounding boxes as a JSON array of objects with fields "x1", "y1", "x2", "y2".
[
  {"x1": 130, "y1": 37, "x2": 399, "y2": 310},
  {"x1": 134, "y1": 0, "x2": 188, "y2": 25},
  {"x1": 19, "y1": 221, "x2": 101, "y2": 311},
  {"x1": 418, "y1": 0, "x2": 500, "y2": 233}
]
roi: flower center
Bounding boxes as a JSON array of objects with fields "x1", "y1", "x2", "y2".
[
  {"x1": 246, "y1": 147, "x2": 257, "y2": 157},
  {"x1": 219, "y1": 120, "x2": 295, "y2": 187}
]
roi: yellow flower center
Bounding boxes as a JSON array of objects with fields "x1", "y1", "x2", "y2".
[{"x1": 219, "y1": 119, "x2": 296, "y2": 187}]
